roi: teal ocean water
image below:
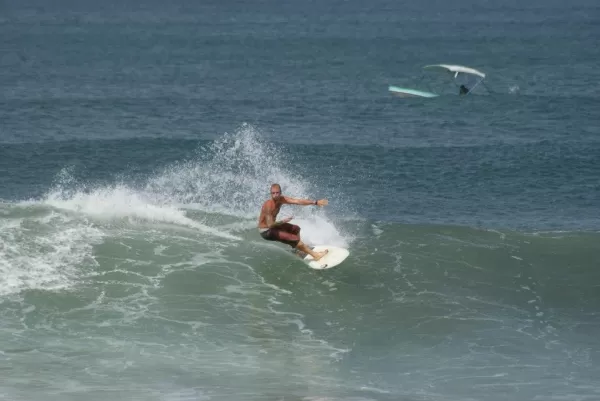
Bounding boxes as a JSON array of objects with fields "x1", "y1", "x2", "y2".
[{"x1": 1, "y1": 1, "x2": 599, "y2": 400}]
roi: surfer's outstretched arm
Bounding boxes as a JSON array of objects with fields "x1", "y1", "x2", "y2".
[{"x1": 283, "y1": 197, "x2": 328, "y2": 207}]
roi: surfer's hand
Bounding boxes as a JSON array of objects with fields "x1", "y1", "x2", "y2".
[
  {"x1": 282, "y1": 216, "x2": 293, "y2": 223},
  {"x1": 316, "y1": 199, "x2": 328, "y2": 207}
]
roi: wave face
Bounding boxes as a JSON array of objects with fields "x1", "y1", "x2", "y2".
[{"x1": 1, "y1": 126, "x2": 599, "y2": 400}]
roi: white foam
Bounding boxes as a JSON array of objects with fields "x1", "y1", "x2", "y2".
[
  {"x1": 39, "y1": 125, "x2": 350, "y2": 247},
  {"x1": 146, "y1": 125, "x2": 353, "y2": 248},
  {"x1": 291, "y1": 215, "x2": 348, "y2": 248},
  {"x1": 43, "y1": 183, "x2": 240, "y2": 241},
  {"x1": 145, "y1": 124, "x2": 311, "y2": 219},
  {"x1": 0, "y1": 212, "x2": 103, "y2": 296}
]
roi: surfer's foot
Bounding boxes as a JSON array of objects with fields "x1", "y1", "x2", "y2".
[{"x1": 312, "y1": 249, "x2": 328, "y2": 261}]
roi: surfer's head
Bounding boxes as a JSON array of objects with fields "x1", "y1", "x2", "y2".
[{"x1": 270, "y1": 184, "x2": 282, "y2": 201}]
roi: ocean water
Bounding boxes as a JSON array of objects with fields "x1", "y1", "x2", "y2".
[{"x1": 1, "y1": 0, "x2": 600, "y2": 400}]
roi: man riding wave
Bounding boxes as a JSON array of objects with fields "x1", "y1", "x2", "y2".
[{"x1": 258, "y1": 184, "x2": 328, "y2": 261}]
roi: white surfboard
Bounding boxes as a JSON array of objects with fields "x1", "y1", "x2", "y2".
[{"x1": 302, "y1": 245, "x2": 349, "y2": 270}]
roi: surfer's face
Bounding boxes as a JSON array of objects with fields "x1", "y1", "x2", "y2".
[{"x1": 270, "y1": 187, "x2": 282, "y2": 201}]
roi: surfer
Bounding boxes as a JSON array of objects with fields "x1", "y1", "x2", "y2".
[
  {"x1": 258, "y1": 184, "x2": 329, "y2": 261},
  {"x1": 459, "y1": 84, "x2": 470, "y2": 95}
]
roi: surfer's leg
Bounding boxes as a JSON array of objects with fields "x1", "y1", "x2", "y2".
[
  {"x1": 279, "y1": 223, "x2": 300, "y2": 235},
  {"x1": 270, "y1": 225, "x2": 327, "y2": 261},
  {"x1": 296, "y1": 242, "x2": 328, "y2": 261},
  {"x1": 270, "y1": 227, "x2": 300, "y2": 248}
]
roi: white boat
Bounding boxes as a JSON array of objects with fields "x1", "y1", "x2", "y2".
[{"x1": 388, "y1": 64, "x2": 486, "y2": 98}]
